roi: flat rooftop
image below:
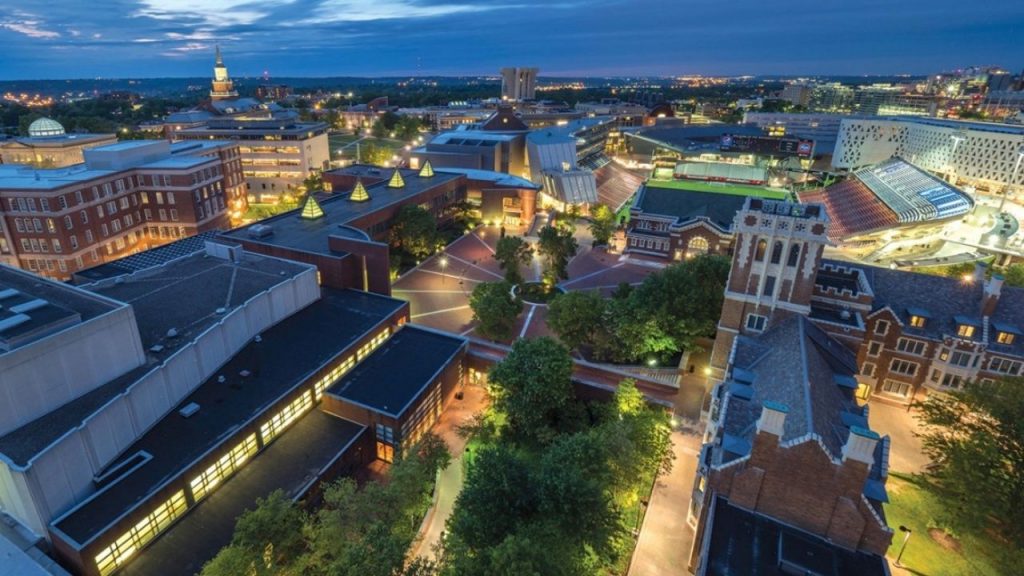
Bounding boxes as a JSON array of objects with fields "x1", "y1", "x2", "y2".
[
  {"x1": 222, "y1": 167, "x2": 463, "y2": 256},
  {"x1": 634, "y1": 182, "x2": 750, "y2": 231},
  {"x1": 435, "y1": 167, "x2": 540, "y2": 189},
  {"x1": 0, "y1": 265, "x2": 123, "y2": 354},
  {"x1": 74, "y1": 232, "x2": 222, "y2": 282},
  {"x1": 51, "y1": 288, "x2": 405, "y2": 546},
  {"x1": 702, "y1": 496, "x2": 888, "y2": 576},
  {"x1": 0, "y1": 250, "x2": 312, "y2": 466},
  {"x1": 328, "y1": 325, "x2": 465, "y2": 418},
  {"x1": 119, "y1": 410, "x2": 363, "y2": 576}
]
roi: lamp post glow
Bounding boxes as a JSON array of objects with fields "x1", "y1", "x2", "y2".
[{"x1": 439, "y1": 255, "x2": 449, "y2": 285}]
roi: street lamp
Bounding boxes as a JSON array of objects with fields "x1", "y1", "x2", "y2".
[
  {"x1": 895, "y1": 525, "x2": 912, "y2": 567},
  {"x1": 439, "y1": 255, "x2": 448, "y2": 285}
]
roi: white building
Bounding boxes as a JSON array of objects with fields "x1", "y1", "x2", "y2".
[
  {"x1": 833, "y1": 117, "x2": 1024, "y2": 189},
  {"x1": 500, "y1": 67, "x2": 539, "y2": 101}
]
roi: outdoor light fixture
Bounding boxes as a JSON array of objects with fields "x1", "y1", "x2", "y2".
[{"x1": 895, "y1": 526, "x2": 912, "y2": 567}]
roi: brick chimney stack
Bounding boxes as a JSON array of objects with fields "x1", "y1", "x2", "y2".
[
  {"x1": 749, "y1": 401, "x2": 789, "y2": 471},
  {"x1": 982, "y1": 274, "x2": 1004, "y2": 317},
  {"x1": 757, "y1": 401, "x2": 788, "y2": 437},
  {"x1": 842, "y1": 426, "x2": 880, "y2": 466}
]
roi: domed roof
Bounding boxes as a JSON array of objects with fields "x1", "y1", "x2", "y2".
[{"x1": 28, "y1": 117, "x2": 65, "y2": 138}]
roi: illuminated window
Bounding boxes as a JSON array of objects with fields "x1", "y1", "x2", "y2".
[
  {"x1": 94, "y1": 491, "x2": 187, "y2": 576},
  {"x1": 189, "y1": 434, "x2": 258, "y2": 502},
  {"x1": 260, "y1": 391, "x2": 313, "y2": 443},
  {"x1": 357, "y1": 329, "x2": 390, "y2": 361},
  {"x1": 313, "y1": 355, "x2": 356, "y2": 400},
  {"x1": 957, "y1": 324, "x2": 975, "y2": 338},
  {"x1": 754, "y1": 239, "x2": 767, "y2": 262},
  {"x1": 997, "y1": 332, "x2": 1015, "y2": 345},
  {"x1": 909, "y1": 315, "x2": 926, "y2": 328}
]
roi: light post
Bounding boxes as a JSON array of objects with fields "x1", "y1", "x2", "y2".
[
  {"x1": 439, "y1": 255, "x2": 449, "y2": 285},
  {"x1": 895, "y1": 525, "x2": 912, "y2": 568}
]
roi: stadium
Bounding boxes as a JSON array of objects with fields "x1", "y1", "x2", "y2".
[{"x1": 799, "y1": 157, "x2": 976, "y2": 260}]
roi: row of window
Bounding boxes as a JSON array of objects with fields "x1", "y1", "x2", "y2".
[
  {"x1": 873, "y1": 318, "x2": 1011, "y2": 344},
  {"x1": 754, "y1": 239, "x2": 802, "y2": 267},
  {"x1": 93, "y1": 491, "x2": 188, "y2": 576},
  {"x1": 189, "y1": 433, "x2": 259, "y2": 502}
]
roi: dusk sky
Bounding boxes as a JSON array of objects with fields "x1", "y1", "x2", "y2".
[{"x1": 1, "y1": 0, "x2": 1023, "y2": 80}]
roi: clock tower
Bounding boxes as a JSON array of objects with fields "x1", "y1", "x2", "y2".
[{"x1": 210, "y1": 46, "x2": 238, "y2": 101}]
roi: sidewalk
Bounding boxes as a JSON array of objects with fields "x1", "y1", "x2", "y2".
[{"x1": 628, "y1": 428, "x2": 701, "y2": 576}]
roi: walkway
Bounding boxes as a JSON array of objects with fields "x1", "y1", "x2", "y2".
[{"x1": 628, "y1": 428, "x2": 701, "y2": 576}]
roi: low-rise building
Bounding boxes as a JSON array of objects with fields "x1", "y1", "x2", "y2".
[{"x1": 0, "y1": 118, "x2": 116, "y2": 169}]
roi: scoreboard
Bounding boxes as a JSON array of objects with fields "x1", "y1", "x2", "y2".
[{"x1": 720, "y1": 134, "x2": 815, "y2": 158}]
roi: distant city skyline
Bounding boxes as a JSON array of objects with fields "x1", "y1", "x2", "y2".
[{"x1": 1, "y1": 0, "x2": 1023, "y2": 80}]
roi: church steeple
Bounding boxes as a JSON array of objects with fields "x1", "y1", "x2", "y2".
[{"x1": 210, "y1": 45, "x2": 238, "y2": 101}]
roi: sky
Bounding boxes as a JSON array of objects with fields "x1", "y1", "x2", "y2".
[{"x1": 1, "y1": 0, "x2": 1023, "y2": 80}]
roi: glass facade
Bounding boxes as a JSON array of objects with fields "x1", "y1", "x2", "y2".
[
  {"x1": 94, "y1": 491, "x2": 188, "y2": 576},
  {"x1": 189, "y1": 434, "x2": 259, "y2": 502}
]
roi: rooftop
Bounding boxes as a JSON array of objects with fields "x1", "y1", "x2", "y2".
[
  {"x1": 118, "y1": 410, "x2": 363, "y2": 576},
  {"x1": 701, "y1": 496, "x2": 889, "y2": 576},
  {"x1": 222, "y1": 167, "x2": 462, "y2": 256},
  {"x1": 854, "y1": 158, "x2": 973, "y2": 224},
  {"x1": 51, "y1": 288, "x2": 405, "y2": 546},
  {"x1": 0, "y1": 265, "x2": 123, "y2": 354},
  {"x1": 633, "y1": 181, "x2": 751, "y2": 231},
  {"x1": 799, "y1": 178, "x2": 899, "y2": 242},
  {"x1": 435, "y1": 167, "x2": 540, "y2": 189},
  {"x1": 0, "y1": 250, "x2": 313, "y2": 466},
  {"x1": 328, "y1": 325, "x2": 465, "y2": 418},
  {"x1": 74, "y1": 232, "x2": 222, "y2": 283},
  {"x1": 595, "y1": 161, "x2": 645, "y2": 213}
]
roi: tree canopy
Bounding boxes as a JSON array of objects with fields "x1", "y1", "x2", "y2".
[
  {"x1": 493, "y1": 236, "x2": 533, "y2": 285},
  {"x1": 488, "y1": 337, "x2": 575, "y2": 445},
  {"x1": 916, "y1": 377, "x2": 1024, "y2": 547},
  {"x1": 587, "y1": 204, "x2": 618, "y2": 246},
  {"x1": 469, "y1": 281, "x2": 523, "y2": 341},
  {"x1": 389, "y1": 205, "x2": 439, "y2": 261},
  {"x1": 537, "y1": 225, "x2": 578, "y2": 284}
]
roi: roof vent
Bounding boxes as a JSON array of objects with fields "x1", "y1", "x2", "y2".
[
  {"x1": 839, "y1": 309, "x2": 851, "y2": 320},
  {"x1": 166, "y1": 327, "x2": 179, "y2": 338},
  {"x1": 248, "y1": 223, "x2": 274, "y2": 239},
  {"x1": 239, "y1": 369, "x2": 251, "y2": 378},
  {"x1": 215, "y1": 307, "x2": 227, "y2": 314},
  {"x1": 179, "y1": 403, "x2": 200, "y2": 418},
  {"x1": 149, "y1": 344, "x2": 165, "y2": 353},
  {"x1": 254, "y1": 335, "x2": 262, "y2": 343},
  {"x1": 217, "y1": 375, "x2": 226, "y2": 383}
]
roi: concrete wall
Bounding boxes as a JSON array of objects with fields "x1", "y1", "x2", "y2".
[
  {"x1": 0, "y1": 306, "x2": 145, "y2": 437},
  {"x1": 1, "y1": 266, "x2": 319, "y2": 539}
]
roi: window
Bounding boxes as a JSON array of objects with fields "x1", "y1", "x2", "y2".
[
  {"x1": 949, "y1": 351, "x2": 972, "y2": 367},
  {"x1": 375, "y1": 423, "x2": 395, "y2": 445},
  {"x1": 754, "y1": 239, "x2": 767, "y2": 262},
  {"x1": 909, "y1": 315, "x2": 926, "y2": 328},
  {"x1": 313, "y1": 355, "x2": 357, "y2": 400},
  {"x1": 861, "y1": 362, "x2": 876, "y2": 377},
  {"x1": 867, "y1": 341, "x2": 882, "y2": 357},
  {"x1": 80, "y1": 210, "x2": 89, "y2": 224},
  {"x1": 889, "y1": 359, "x2": 919, "y2": 376},
  {"x1": 63, "y1": 215, "x2": 73, "y2": 230},
  {"x1": 957, "y1": 324, "x2": 976, "y2": 338},
  {"x1": 882, "y1": 379, "x2": 911, "y2": 396},
  {"x1": 85, "y1": 230, "x2": 94, "y2": 243},
  {"x1": 787, "y1": 244, "x2": 800, "y2": 267},
  {"x1": 997, "y1": 332, "x2": 1016, "y2": 345},
  {"x1": 357, "y1": 329, "x2": 390, "y2": 360},
  {"x1": 941, "y1": 373, "x2": 964, "y2": 389},
  {"x1": 93, "y1": 491, "x2": 187, "y2": 576},
  {"x1": 874, "y1": 320, "x2": 890, "y2": 336},
  {"x1": 260, "y1": 391, "x2": 313, "y2": 443},
  {"x1": 190, "y1": 434, "x2": 258, "y2": 502},
  {"x1": 745, "y1": 314, "x2": 767, "y2": 332},
  {"x1": 58, "y1": 195, "x2": 67, "y2": 210},
  {"x1": 770, "y1": 241, "x2": 783, "y2": 264},
  {"x1": 169, "y1": 209, "x2": 179, "y2": 221},
  {"x1": 989, "y1": 357, "x2": 1022, "y2": 375},
  {"x1": 70, "y1": 235, "x2": 78, "y2": 249},
  {"x1": 896, "y1": 338, "x2": 926, "y2": 355},
  {"x1": 762, "y1": 276, "x2": 776, "y2": 296}
]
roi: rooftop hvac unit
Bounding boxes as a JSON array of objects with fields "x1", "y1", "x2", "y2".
[
  {"x1": 179, "y1": 403, "x2": 200, "y2": 418},
  {"x1": 248, "y1": 224, "x2": 274, "y2": 239}
]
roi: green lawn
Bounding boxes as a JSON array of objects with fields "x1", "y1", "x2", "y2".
[
  {"x1": 884, "y1": 474, "x2": 1018, "y2": 576},
  {"x1": 646, "y1": 178, "x2": 790, "y2": 200}
]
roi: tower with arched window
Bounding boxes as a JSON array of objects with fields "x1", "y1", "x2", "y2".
[{"x1": 709, "y1": 198, "x2": 831, "y2": 379}]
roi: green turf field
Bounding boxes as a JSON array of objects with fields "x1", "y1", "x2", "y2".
[{"x1": 646, "y1": 178, "x2": 790, "y2": 200}]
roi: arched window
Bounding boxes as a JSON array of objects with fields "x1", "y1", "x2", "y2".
[
  {"x1": 787, "y1": 244, "x2": 801, "y2": 267},
  {"x1": 770, "y1": 241, "x2": 783, "y2": 264},
  {"x1": 687, "y1": 236, "x2": 709, "y2": 257},
  {"x1": 754, "y1": 239, "x2": 767, "y2": 262}
]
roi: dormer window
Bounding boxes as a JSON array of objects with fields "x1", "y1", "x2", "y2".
[
  {"x1": 953, "y1": 315, "x2": 979, "y2": 339},
  {"x1": 997, "y1": 332, "x2": 1016, "y2": 345},
  {"x1": 957, "y1": 324, "x2": 976, "y2": 338},
  {"x1": 909, "y1": 315, "x2": 926, "y2": 328},
  {"x1": 906, "y1": 307, "x2": 930, "y2": 329}
]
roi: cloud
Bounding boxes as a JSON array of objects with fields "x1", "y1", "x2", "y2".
[
  {"x1": 133, "y1": 0, "x2": 293, "y2": 27},
  {"x1": 1, "y1": 16, "x2": 60, "y2": 39},
  {"x1": 161, "y1": 42, "x2": 211, "y2": 57},
  {"x1": 309, "y1": 0, "x2": 517, "y2": 23}
]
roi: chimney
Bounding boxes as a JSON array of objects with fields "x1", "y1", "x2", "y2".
[
  {"x1": 973, "y1": 261, "x2": 987, "y2": 285},
  {"x1": 757, "y1": 401, "x2": 788, "y2": 437},
  {"x1": 982, "y1": 274, "x2": 1004, "y2": 317},
  {"x1": 842, "y1": 426, "x2": 880, "y2": 466}
]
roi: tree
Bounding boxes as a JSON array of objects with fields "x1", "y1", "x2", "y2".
[
  {"x1": 588, "y1": 204, "x2": 617, "y2": 246},
  {"x1": 302, "y1": 172, "x2": 323, "y2": 193},
  {"x1": 488, "y1": 337, "x2": 574, "y2": 444},
  {"x1": 469, "y1": 281, "x2": 522, "y2": 341},
  {"x1": 546, "y1": 290, "x2": 607, "y2": 353},
  {"x1": 999, "y1": 263, "x2": 1024, "y2": 287},
  {"x1": 358, "y1": 141, "x2": 394, "y2": 166},
  {"x1": 537, "y1": 225, "x2": 578, "y2": 283},
  {"x1": 447, "y1": 444, "x2": 537, "y2": 550},
  {"x1": 389, "y1": 205, "x2": 438, "y2": 261},
  {"x1": 916, "y1": 377, "x2": 1024, "y2": 546},
  {"x1": 493, "y1": 236, "x2": 533, "y2": 285}
]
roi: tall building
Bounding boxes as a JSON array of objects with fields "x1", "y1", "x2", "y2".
[
  {"x1": 0, "y1": 118, "x2": 116, "y2": 169},
  {"x1": 209, "y1": 46, "x2": 238, "y2": 101},
  {"x1": 500, "y1": 67, "x2": 539, "y2": 101},
  {"x1": 779, "y1": 83, "x2": 812, "y2": 107},
  {"x1": 809, "y1": 83, "x2": 855, "y2": 113},
  {"x1": 0, "y1": 139, "x2": 246, "y2": 280}
]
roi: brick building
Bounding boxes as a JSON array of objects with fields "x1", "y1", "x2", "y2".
[
  {"x1": 710, "y1": 196, "x2": 1024, "y2": 406},
  {"x1": 0, "y1": 139, "x2": 246, "y2": 281}
]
